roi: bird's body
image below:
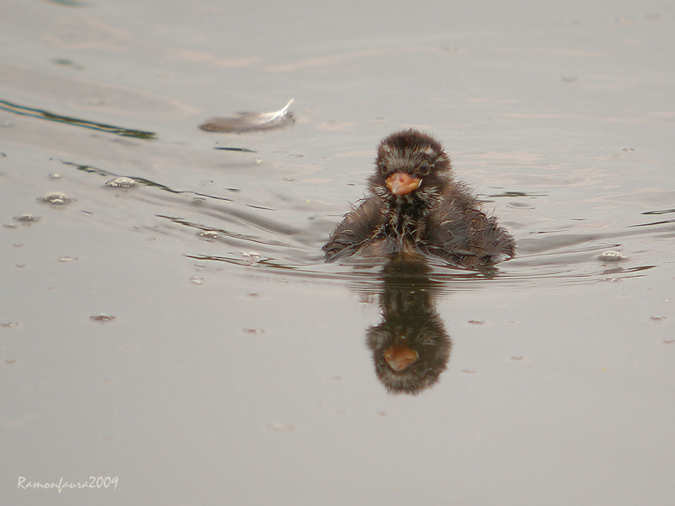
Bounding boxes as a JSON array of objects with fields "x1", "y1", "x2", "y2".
[{"x1": 323, "y1": 130, "x2": 515, "y2": 268}]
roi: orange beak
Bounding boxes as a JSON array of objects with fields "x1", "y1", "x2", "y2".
[
  {"x1": 383, "y1": 343, "x2": 419, "y2": 372},
  {"x1": 386, "y1": 172, "x2": 422, "y2": 196}
]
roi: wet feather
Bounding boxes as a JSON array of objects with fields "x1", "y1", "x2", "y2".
[{"x1": 200, "y1": 99, "x2": 295, "y2": 133}]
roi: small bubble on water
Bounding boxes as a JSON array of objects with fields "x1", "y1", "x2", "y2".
[
  {"x1": 49, "y1": 173, "x2": 61, "y2": 179},
  {"x1": 598, "y1": 250, "x2": 626, "y2": 262},
  {"x1": 13, "y1": 214, "x2": 40, "y2": 224},
  {"x1": 199, "y1": 230, "x2": 219, "y2": 240},
  {"x1": 105, "y1": 176, "x2": 137, "y2": 188},
  {"x1": 39, "y1": 192, "x2": 73, "y2": 206},
  {"x1": 90, "y1": 314, "x2": 116, "y2": 323},
  {"x1": 1, "y1": 322, "x2": 19, "y2": 328},
  {"x1": 58, "y1": 257, "x2": 78, "y2": 262},
  {"x1": 241, "y1": 252, "x2": 261, "y2": 265},
  {"x1": 507, "y1": 201, "x2": 534, "y2": 209},
  {"x1": 190, "y1": 277, "x2": 204, "y2": 285}
]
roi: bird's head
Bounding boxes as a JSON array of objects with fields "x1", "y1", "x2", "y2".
[{"x1": 369, "y1": 129, "x2": 451, "y2": 201}]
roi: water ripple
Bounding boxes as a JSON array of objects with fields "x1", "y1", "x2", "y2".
[{"x1": 63, "y1": 158, "x2": 672, "y2": 291}]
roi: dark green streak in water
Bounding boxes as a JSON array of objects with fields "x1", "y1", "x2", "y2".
[
  {"x1": 185, "y1": 254, "x2": 296, "y2": 271},
  {"x1": 0, "y1": 99, "x2": 156, "y2": 140},
  {"x1": 46, "y1": 0, "x2": 87, "y2": 6},
  {"x1": 489, "y1": 191, "x2": 547, "y2": 198},
  {"x1": 214, "y1": 147, "x2": 257, "y2": 153},
  {"x1": 158, "y1": 216, "x2": 262, "y2": 243},
  {"x1": 62, "y1": 161, "x2": 233, "y2": 202},
  {"x1": 643, "y1": 208, "x2": 675, "y2": 215}
]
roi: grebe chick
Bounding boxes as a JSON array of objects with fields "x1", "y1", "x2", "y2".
[{"x1": 323, "y1": 129, "x2": 515, "y2": 268}]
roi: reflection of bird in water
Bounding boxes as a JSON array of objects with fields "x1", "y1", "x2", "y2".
[
  {"x1": 324, "y1": 129, "x2": 515, "y2": 268},
  {"x1": 366, "y1": 259, "x2": 451, "y2": 395}
]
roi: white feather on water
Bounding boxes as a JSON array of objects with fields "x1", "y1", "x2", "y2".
[{"x1": 199, "y1": 99, "x2": 295, "y2": 133}]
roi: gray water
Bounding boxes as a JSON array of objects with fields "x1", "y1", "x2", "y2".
[{"x1": 2, "y1": 1, "x2": 675, "y2": 505}]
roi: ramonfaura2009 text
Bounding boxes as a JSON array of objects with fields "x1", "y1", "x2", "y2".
[{"x1": 17, "y1": 476, "x2": 119, "y2": 493}]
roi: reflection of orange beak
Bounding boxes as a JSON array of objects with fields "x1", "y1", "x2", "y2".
[
  {"x1": 384, "y1": 343, "x2": 419, "y2": 372},
  {"x1": 386, "y1": 172, "x2": 422, "y2": 196}
]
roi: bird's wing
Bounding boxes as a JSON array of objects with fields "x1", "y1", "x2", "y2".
[
  {"x1": 423, "y1": 198, "x2": 515, "y2": 267},
  {"x1": 323, "y1": 196, "x2": 383, "y2": 261}
]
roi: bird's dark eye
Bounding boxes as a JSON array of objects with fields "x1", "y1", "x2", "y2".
[
  {"x1": 379, "y1": 163, "x2": 388, "y2": 173},
  {"x1": 419, "y1": 161, "x2": 431, "y2": 175}
]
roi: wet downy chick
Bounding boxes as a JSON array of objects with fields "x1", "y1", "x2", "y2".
[{"x1": 323, "y1": 129, "x2": 515, "y2": 267}]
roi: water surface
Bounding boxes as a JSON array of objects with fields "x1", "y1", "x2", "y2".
[{"x1": 2, "y1": 1, "x2": 675, "y2": 505}]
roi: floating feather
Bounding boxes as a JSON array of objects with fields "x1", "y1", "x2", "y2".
[{"x1": 199, "y1": 99, "x2": 295, "y2": 133}]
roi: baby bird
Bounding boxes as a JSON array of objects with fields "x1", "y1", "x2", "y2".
[{"x1": 323, "y1": 129, "x2": 515, "y2": 268}]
